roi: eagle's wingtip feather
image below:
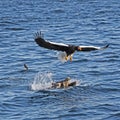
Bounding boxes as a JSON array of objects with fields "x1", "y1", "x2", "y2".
[
  {"x1": 34, "y1": 31, "x2": 44, "y2": 40},
  {"x1": 102, "y1": 44, "x2": 109, "y2": 49},
  {"x1": 106, "y1": 44, "x2": 109, "y2": 48}
]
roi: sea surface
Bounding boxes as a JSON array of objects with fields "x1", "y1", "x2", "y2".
[{"x1": 0, "y1": 0, "x2": 120, "y2": 120}]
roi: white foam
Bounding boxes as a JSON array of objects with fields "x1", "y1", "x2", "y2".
[{"x1": 31, "y1": 72, "x2": 53, "y2": 91}]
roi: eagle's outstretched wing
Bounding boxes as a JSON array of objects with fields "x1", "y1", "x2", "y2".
[
  {"x1": 35, "y1": 32, "x2": 69, "y2": 52},
  {"x1": 77, "y1": 44, "x2": 109, "y2": 51},
  {"x1": 34, "y1": 32, "x2": 109, "y2": 57}
]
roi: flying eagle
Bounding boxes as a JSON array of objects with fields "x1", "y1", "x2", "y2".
[{"x1": 35, "y1": 32, "x2": 109, "y2": 62}]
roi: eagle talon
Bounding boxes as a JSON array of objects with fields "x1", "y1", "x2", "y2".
[
  {"x1": 70, "y1": 56, "x2": 72, "y2": 62},
  {"x1": 65, "y1": 56, "x2": 68, "y2": 61}
]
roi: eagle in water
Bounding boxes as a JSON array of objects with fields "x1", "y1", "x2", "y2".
[{"x1": 35, "y1": 32, "x2": 109, "y2": 62}]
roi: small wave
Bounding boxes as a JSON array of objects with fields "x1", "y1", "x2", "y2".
[
  {"x1": 5, "y1": 27, "x2": 26, "y2": 31},
  {"x1": 53, "y1": 9, "x2": 65, "y2": 14},
  {"x1": 31, "y1": 72, "x2": 53, "y2": 91}
]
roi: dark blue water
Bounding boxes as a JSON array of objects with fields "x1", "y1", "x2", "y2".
[{"x1": 0, "y1": 0, "x2": 120, "y2": 119}]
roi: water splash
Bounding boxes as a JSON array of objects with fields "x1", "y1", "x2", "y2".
[
  {"x1": 31, "y1": 72, "x2": 81, "y2": 91},
  {"x1": 57, "y1": 51, "x2": 67, "y2": 63},
  {"x1": 31, "y1": 72, "x2": 53, "y2": 91}
]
